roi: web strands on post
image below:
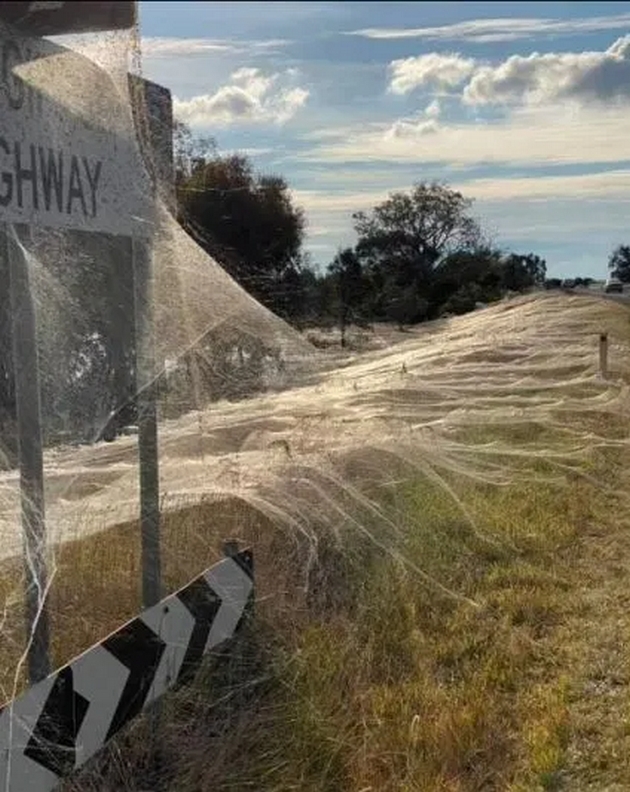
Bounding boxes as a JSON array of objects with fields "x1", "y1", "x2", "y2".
[
  {"x1": 0, "y1": 3, "x2": 135, "y2": 37},
  {"x1": 0, "y1": 13, "x2": 312, "y2": 437}
]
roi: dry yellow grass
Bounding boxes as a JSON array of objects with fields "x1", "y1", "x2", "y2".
[
  {"x1": 2, "y1": 293, "x2": 630, "y2": 791},
  {"x1": 54, "y1": 448, "x2": 623, "y2": 792}
]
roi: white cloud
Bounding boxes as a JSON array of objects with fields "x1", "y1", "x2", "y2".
[
  {"x1": 385, "y1": 118, "x2": 439, "y2": 139},
  {"x1": 140, "y1": 37, "x2": 290, "y2": 58},
  {"x1": 478, "y1": 199, "x2": 630, "y2": 244},
  {"x1": 346, "y1": 13, "x2": 630, "y2": 44},
  {"x1": 296, "y1": 103, "x2": 630, "y2": 168},
  {"x1": 463, "y1": 35, "x2": 630, "y2": 106},
  {"x1": 173, "y1": 67, "x2": 309, "y2": 127},
  {"x1": 294, "y1": 169, "x2": 630, "y2": 218},
  {"x1": 386, "y1": 36, "x2": 630, "y2": 108},
  {"x1": 383, "y1": 98, "x2": 443, "y2": 139},
  {"x1": 292, "y1": 188, "x2": 397, "y2": 213},
  {"x1": 453, "y1": 170, "x2": 630, "y2": 202},
  {"x1": 389, "y1": 53, "x2": 476, "y2": 94},
  {"x1": 219, "y1": 147, "x2": 275, "y2": 158}
]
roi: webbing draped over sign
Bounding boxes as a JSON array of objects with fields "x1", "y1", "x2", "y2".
[
  {"x1": 0, "y1": 3, "x2": 136, "y2": 36},
  {"x1": 0, "y1": 549, "x2": 254, "y2": 792},
  {"x1": 0, "y1": 20, "x2": 152, "y2": 235}
]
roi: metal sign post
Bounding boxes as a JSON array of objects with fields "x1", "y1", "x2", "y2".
[
  {"x1": 0, "y1": 10, "x2": 155, "y2": 683},
  {"x1": 132, "y1": 223, "x2": 161, "y2": 609},
  {"x1": 4, "y1": 224, "x2": 51, "y2": 684}
]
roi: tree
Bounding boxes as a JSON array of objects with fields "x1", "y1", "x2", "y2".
[
  {"x1": 173, "y1": 119, "x2": 216, "y2": 185},
  {"x1": 353, "y1": 182, "x2": 483, "y2": 283},
  {"x1": 328, "y1": 248, "x2": 367, "y2": 346},
  {"x1": 385, "y1": 284, "x2": 428, "y2": 329},
  {"x1": 430, "y1": 246, "x2": 504, "y2": 317},
  {"x1": 176, "y1": 146, "x2": 307, "y2": 318},
  {"x1": 501, "y1": 252, "x2": 547, "y2": 291},
  {"x1": 608, "y1": 245, "x2": 630, "y2": 282},
  {"x1": 441, "y1": 282, "x2": 485, "y2": 316},
  {"x1": 352, "y1": 182, "x2": 485, "y2": 323}
]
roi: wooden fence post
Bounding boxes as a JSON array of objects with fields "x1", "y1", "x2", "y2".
[{"x1": 599, "y1": 332, "x2": 608, "y2": 379}]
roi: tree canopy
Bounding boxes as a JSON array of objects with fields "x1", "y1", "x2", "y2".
[
  {"x1": 176, "y1": 147, "x2": 306, "y2": 319},
  {"x1": 172, "y1": 129, "x2": 553, "y2": 334},
  {"x1": 353, "y1": 182, "x2": 484, "y2": 288},
  {"x1": 608, "y1": 245, "x2": 630, "y2": 282}
]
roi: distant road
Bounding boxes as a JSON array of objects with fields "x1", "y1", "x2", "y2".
[{"x1": 557, "y1": 284, "x2": 630, "y2": 305}]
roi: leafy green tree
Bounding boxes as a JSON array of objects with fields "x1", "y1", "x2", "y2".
[
  {"x1": 173, "y1": 119, "x2": 216, "y2": 184},
  {"x1": 441, "y1": 282, "x2": 486, "y2": 316},
  {"x1": 385, "y1": 285, "x2": 428, "y2": 329},
  {"x1": 352, "y1": 182, "x2": 485, "y2": 323},
  {"x1": 501, "y1": 252, "x2": 547, "y2": 291},
  {"x1": 177, "y1": 148, "x2": 307, "y2": 318},
  {"x1": 328, "y1": 248, "x2": 367, "y2": 346},
  {"x1": 353, "y1": 182, "x2": 483, "y2": 285},
  {"x1": 608, "y1": 245, "x2": 630, "y2": 282},
  {"x1": 430, "y1": 247, "x2": 504, "y2": 317}
]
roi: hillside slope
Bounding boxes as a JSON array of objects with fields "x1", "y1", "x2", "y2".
[{"x1": 3, "y1": 292, "x2": 630, "y2": 790}]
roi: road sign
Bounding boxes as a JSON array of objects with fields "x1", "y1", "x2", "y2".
[
  {"x1": 0, "y1": 20, "x2": 152, "y2": 235},
  {"x1": 0, "y1": 3, "x2": 136, "y2": 37},
  {"x1": 0, "y1": 549, "x2": 254, "y2": 792}
]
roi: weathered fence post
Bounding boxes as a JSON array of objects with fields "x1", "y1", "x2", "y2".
[{"x1": 599, "y1": 332, "x2": 608, "y2": 379}]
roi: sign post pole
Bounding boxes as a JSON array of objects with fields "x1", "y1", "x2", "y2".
[
  {"x1": 131, "y1": 221, "x2": 163, "y2": 774},
  {"x1": 132, "y1": 222, "x2": 161, "y2": 610},
  {"x1": 5, "y1": 223, "x2": 51, "y2": 684}
]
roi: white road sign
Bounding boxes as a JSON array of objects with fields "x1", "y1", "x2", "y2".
[{"x1": 0, "y1": 21, "x2": 152, "y2": 235}]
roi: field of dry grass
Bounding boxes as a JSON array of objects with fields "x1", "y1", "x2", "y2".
[{"x1": 2, "y1": 292, "x2": 630, "y2": 791}]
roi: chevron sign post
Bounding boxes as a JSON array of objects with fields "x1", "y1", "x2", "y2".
[{"x1": 0, "y1": 548, "x2": 254, "y2": 792}]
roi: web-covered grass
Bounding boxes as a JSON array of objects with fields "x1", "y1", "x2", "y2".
[
  {"x1": 1, "y1": 20, "x2": 630, "y2": 788},
  {"x1": 2, "y1": 291, "x2": 630, "y2": 789}
]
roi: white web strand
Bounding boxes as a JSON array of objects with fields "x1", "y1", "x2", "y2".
[{"x1": 0, "y1": 17, "x2": 629, "y2": 714}]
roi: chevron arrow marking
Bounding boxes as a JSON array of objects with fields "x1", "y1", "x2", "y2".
[
  {"x1": 204, "y1": 551, "x2": 254, "y2": 652},
  {"x1": 174, "y1": 576, "x2": 221, "y2": 687},
  {"x1": 0, "y1": 550, "x2": 254, "y2": 792},
  {"x1": 24, "y1": 667, "x2": 90, "y2": 776}
]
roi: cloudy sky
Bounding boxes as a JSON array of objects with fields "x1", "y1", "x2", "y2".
[{"x1": 138, "y1": 1, "x2": 630, "y2": 278}]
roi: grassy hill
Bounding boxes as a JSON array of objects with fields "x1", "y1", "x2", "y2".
[{"x1": 2, "y1": 292, "x2": 630, "y2": 791}]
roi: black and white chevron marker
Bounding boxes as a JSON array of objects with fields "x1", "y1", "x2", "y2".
[{"x1": 0, "y1": 548, "x2": 254, "y2": 792}]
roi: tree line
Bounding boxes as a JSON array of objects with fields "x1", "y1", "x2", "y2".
[
  {"x1": 175, "y1": 125, "x2": 550, "y2": 342},
  {"x1": 0, "y1": 121, "x2": 615, "y2": 459},
  {"x1": 608, "y1": 245, "x2": 630, "y2": 282}
]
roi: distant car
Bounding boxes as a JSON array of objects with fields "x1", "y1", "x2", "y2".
[
  {"x1": 605, "y1": 278, "x2": 624, "y2": 294},
  {"x1": 562, "y1": 278, "x2": 575, "y2": 289}
]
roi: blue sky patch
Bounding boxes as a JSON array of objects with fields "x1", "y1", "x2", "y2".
[{"x1": 139, "y1": 1, "x2": 630, "y2": 278}]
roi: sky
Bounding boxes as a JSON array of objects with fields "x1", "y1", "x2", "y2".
[{"x1": 137, "y1": 1, "x2": 630, "y2": 279}]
